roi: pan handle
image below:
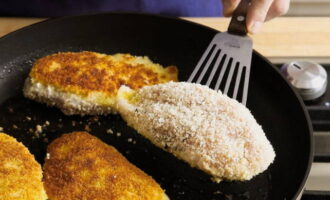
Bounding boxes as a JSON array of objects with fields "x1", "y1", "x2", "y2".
[{"x1": 227, "y1": 0, "x2": 250, "y2": 36}]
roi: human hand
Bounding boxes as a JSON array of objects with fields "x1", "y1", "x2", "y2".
[{"x1": 222, "y1": 0, "x2": 290, "y2": 34}]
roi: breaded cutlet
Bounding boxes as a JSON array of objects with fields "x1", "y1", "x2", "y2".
[
  {"x1": 0, "y1": 133, "x2": 47, "y2": 200},
  {"x1": 43, "y1": 131, "x2": 169, "y2": 200},
  {"x1": 117, "y1": 82, "x2": 275, "y2": 182},
  {"x1": 23, "y1": 51, "x2": 178, "y2": 115}
]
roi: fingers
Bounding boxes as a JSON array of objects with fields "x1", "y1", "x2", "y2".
[
  {"x1": 265, "y1": 0, "x2": 290, "y2": 21},
  {"x1": 222, "y1": 0, "x2": 290, "y2": 34},
  {"x1": 222, "y1": 0, "x2": 240, "y2": 17},
  {"x1": 246, "y1": 0, "x2": 274, "y2": 34}
]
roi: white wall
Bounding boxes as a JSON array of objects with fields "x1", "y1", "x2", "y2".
[{"x1": 288, "y1": 0, "x2": 330, "y2": 16}]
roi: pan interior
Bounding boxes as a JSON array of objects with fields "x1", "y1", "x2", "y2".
[{"x1": 0, "y1": 13, "x2": 311, "y2": 200}]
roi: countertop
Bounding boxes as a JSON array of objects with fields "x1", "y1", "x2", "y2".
[{"x1": 1, "y1": 17, "x2": 330, "y2": 63}]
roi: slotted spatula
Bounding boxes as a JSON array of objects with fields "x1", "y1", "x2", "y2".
[{"x1": 188, "y1": 0, "x2": 252, "y2": 105}]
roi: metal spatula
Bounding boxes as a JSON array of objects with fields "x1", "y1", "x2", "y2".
[{"x1": 188, "y1": 0, "x2": 252, "y2": 105}]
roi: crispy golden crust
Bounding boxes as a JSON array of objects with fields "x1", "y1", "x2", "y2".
[
  {"x1": 30, "y1": 51, "x2": 178, "y2": 97},
  {"x1": 0, "y1": 133, "x2": 47, "y2": 200},
  {"x1": 43, "y1": 132, "x2": 168, "y2": 200},
  {"x1": 25, "y1": 51, "x2": 178, "y2": 115}
]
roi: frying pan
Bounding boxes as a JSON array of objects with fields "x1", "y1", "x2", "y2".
[{"x1": 0, "y1": 13, "x2": 313, "y2": 200}]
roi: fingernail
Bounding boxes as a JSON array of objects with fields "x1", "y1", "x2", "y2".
[{"x1": 250, "y1": 21, "x2": 263, "y2": 34}]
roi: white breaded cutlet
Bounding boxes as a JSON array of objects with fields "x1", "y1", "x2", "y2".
[
  {"x1": 23, "y1": 51, "x2": 178, "y2": 115},
  {"x1": 0, "y1": 132, "x2": 47, "y2": 200},
  {"x1": 116, "y1": 82, "x2": 276, "y2": 182}
]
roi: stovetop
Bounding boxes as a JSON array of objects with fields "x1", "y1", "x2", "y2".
[
  {"x1": 276, "y1": 64, "x2": 330, "y2": 200},
  {"x1": 301, "y1": 64, "x2": 330, "y2": 163}
]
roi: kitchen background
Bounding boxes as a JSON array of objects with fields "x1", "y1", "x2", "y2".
[
  {"x1": 0, "y1": 1, "x2": 330, "y2": 199},
  {"x1": 274, "y1": 1, "x2": 330, "y2": 199},
  {"x1": 289, "y1": 0, "x2": 330, "y2": 16}
]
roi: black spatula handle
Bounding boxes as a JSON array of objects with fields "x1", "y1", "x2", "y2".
[{"x1": 227, "y1": 0, "x2": 250, "y2": 36}]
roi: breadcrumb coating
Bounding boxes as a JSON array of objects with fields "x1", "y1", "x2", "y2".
[
  {"x1": 24, "y1": 51, "x2": 177, "y2": 115},
  {"x1": 117, "y1": 82, "x2": 275, "y2": 182},
  {"x1": 0, "y1": 133, "x2": 47, "y2": 200},
  {"x1": 43, "y1": 131, "x2": 169, "y2": 200}
]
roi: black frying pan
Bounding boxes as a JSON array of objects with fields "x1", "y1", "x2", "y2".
[{"x1": 0, "y1": 13, "x2": 313, "y2": 200}]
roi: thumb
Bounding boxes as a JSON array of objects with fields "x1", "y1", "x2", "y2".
[
  {"x1": 246, "y1": 0, "x2": 273, "y2": 34},
  {"x1": 222, "y1": 0, "x2": 241, "y2": 17}
]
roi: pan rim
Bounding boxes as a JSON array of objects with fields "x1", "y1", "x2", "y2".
[{"x1": 0, "y1": 11, "x2": 313, "y2": 199}]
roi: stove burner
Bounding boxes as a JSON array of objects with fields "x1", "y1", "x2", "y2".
[
  {"x1": 277, "y1": 63, "x2": 330, "y2": 200},
  {"x1": 277, "y1": 64, "x2": 330, "y2": 131},
  {"x1": 281, "y1": 61, "x2": 327, "y2": 101}
]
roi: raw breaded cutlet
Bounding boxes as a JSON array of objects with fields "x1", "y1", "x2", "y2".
[
  {"x1": 117, "y1": 82, "x2": 275, "y2": 182},
  {"x1": 0, "y1": 132, "x2": 47, "y2": 200},
  {"x1": 43, "y1": 131, "x2": 169, "y2": 200},
  {"x1": 23, "y1": 51, "x2": 178, "y2": 115}
]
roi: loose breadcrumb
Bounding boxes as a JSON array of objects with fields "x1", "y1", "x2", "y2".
[
  {"x1": 106, "y1": 129, "x2": 114, "y2": 134},
  {"x1": 36, "y1": 125, "x2": 42, "y2": 133},
  {"x1": 8, "y1": 107, "x2": 14, "y2": 113},
  {"x1": 84, "y1": 125, "x2": 91, "y2": 132}
]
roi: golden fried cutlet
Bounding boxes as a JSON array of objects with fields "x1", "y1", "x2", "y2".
[
  {"x1": 0, "y1": 132, "x2": 47, "y2": 200},
  {"x1": 43, "y1": 131, "x2": 169, "y2": 200},
  {"x1": 23, "y1": 51, "x2": 178, "y2": 115}
]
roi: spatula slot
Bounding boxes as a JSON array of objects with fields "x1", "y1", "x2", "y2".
[
  {"x1": 187, "y1": 44, "x2": 217, "y2": 83},
  {"x1": 206, "y1": 53, "x2": 227, "y2": 88},
  {"x1": 235, "y1": 66, "x2": 247, "y2": 103},
  {"x1": 215, "y1": 57, "x2": 233, "y2": 92},
  {"x1": 226, "y1": 62, "x2": 241, "y2": 97}
]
